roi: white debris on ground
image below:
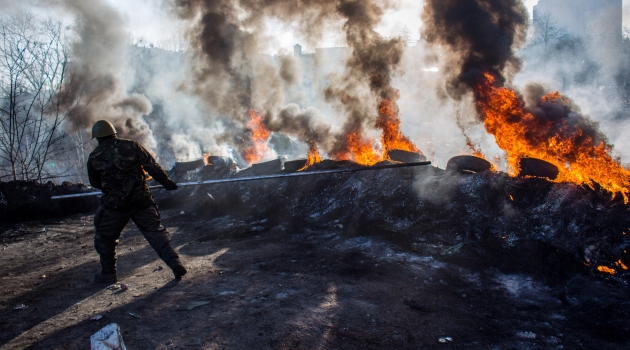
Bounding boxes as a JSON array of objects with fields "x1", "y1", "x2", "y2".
[{"x1": 90, "y1": 323, "x2": 127, "y2": 350}]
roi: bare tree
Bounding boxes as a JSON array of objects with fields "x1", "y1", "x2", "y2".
[
  {"x1": 532, "y1": 11, "x2": 564, "y2": 48},
  {"x1": 399, "y1": 24, "x2": 412, "y2": 47},
  {"x1": 0, "y1": 14, "x2": 80, "y2": 182},
  {"x1": 67, "y1": 128, "x2": 91, "y2": 183}
]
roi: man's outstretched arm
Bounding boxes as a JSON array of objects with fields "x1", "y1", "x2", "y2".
[{"x1": 135, "y1": 143, "x2": 178, "y2": 190}]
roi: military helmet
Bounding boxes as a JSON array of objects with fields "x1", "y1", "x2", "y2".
[{"x1": 91, "y1": 120, "x2": 117, "y2": 139}]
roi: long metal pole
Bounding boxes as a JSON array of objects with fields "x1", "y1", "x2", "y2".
[{"x1": 50, "y1": 161, "x2": 431, "y2": 199}]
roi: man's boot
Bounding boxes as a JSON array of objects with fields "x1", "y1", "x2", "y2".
[
  {"x1": 94, "y1": 271, "x2": 117, "y2": 283},
  {"x1": 168, "y1": 258, "x2": 187, "y2": 279},
  {"x1": 95, "y1": 256, "x2": 118, "y2": 283}
]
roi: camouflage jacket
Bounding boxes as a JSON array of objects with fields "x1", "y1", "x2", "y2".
[{"x1": 87, "y1": 138, "x2": 173, "y2": 211}]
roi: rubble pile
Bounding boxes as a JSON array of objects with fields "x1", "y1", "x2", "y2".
[
  {"x1": 4, "y1": 158, "x2": 629, "y2": 281},
  {"x1": 0, "y1": 181, "x2": 99, "y2": 223},
  {"x1": 155, "y1": 160, "x2": 630, "y2": 281},
  {"x1": 3, "y1": 158, "x2": 630, "y2": 347}
]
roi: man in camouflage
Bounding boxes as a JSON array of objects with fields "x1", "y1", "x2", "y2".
[{"x1": 88, "y1": 120, "x2": 186, "y2": 283}]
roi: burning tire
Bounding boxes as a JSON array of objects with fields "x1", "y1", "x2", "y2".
[
  {"x1": 518, "y1": 158, "x2": 559, "y2": 180},
  {"x1": 388, "y1": 149, "x2": 427, "y2": 163},
  {"x1": 446, "y1": 155, "x2": 492, "y2": 173},
  {"x1": 174, "y1": 159, "x2": 205, "y2": 174},
  {"x1": 283, "y1": 159, "x2": 308, "y2": 173},
  {"x1": 205, "y1": 156, "x2": 234, "y2": 168},
  {"x1": 251, "y1": 157, "x2": 285, "y2": 175}
]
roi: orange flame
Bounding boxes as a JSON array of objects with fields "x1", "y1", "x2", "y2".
[
  {"x1": 334, "y1": 131, "x2": 383, "y2": 166},
  {"x1": 469, "y1": 148, "x2": 485, "y2": 159},
  {"x1": 242, "y1": 110, "x2": 271, "y2": 164},
  {"x1": 462, "y1": 134, "x2": 497, "y2": 170},
  {"x1": 597, "y1": 266, "x2": 616, "y2": 275},
  {"x1": 615, "y1": 259, "x2": 628, "y2": 270},
  {"x1": 333, "y1": 98, "x2": 422, "y2": 166},
  {"x1": 475, "y1": 73, "x2": 630, "y2": 203},
  {"x1": 377, "y1": 99, "x2": 420, "y2": 154},
  {"x1": 202, "y1": 153, "x2": 212, "y2": 166},
  {"x1": 299, "y1": 142, "x2": 322, "y2": 171}
]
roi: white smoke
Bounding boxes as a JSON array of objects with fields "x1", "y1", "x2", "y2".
[{"x1": 4, "y1": 0, "x2": 629, "y2": 173}]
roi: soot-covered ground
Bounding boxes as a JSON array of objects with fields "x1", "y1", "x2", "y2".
[{"x1": 1, "y1": 161, "x2": 630, "y2": 349}]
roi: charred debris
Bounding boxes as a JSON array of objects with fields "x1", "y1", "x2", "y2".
[
  {"x1": 3, "y1": 154, "x2": 628, "y2": 285},
  {"x1": 160, "y1": 155, "x2": 630, "y2": 283}
]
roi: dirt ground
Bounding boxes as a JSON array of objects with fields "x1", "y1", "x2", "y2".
[{"x1": 1, "y1": 209, "x2": 629, "y2": 349}]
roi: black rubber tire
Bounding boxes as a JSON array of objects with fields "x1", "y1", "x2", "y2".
[
  {"x1": 518, "y1": 158, "x2": 559, "y2": 180},
  {"x1": 446, "y1": 155, "x2": 492, "y2": 173},
  {"x1": 205, "y1": 156, "x2": 233, "y2": 168},
  {"x1": 388, "y1": 150, "x2": 427, "y2": 163},
  {"x1": 174, "y1": 159, "x2": 205, "y2": 173},
  {"x1": 284, "y1": 159, "x2": 308, "y2": 172},
  {"x1": 251, "y1": 158, "x2": 284, "y2": 175}
]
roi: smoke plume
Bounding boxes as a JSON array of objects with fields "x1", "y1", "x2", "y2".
[
  {"x1": 422, "y1": 0, "x2": 629, "y2": 200},
  {"x1": 268, "y1": 103, "x2": 334, "y2": 153},
  {"x1": 172, "y1": 0, "x2": 416, "y2": 163},
  {"x1": 0, "y1": 0, "x2": 157, "y2": 150},
  {"x1": 171, "y1": 0, "x2": 321, "y2": 159},
  {"x1": 422, "y1": 0, "x2": 528, "y2": 98},
  {"x1": 324, "y1": 0, "x2": 407, "y2": 158},
  {"x1": 420, "y1": 0, "x2": 612, "y2": 152},
  {"x1": 53, "y1": 0, "x2": 157, "y2": 150}
]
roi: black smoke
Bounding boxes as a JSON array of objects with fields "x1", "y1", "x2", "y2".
[
  {"x1": 422, "y1": 0, "x2": 528, "y2": 97},
  {"x1": 172, "y1": 0, "x2": 406, "y2": 160}
]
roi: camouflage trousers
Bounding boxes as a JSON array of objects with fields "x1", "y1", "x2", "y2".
[{"x1": 93, "y1": 204, "x2": 179, "y2": 273}]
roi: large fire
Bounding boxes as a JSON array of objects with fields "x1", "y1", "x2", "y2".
[
  {"x1": 242, "y1": 110, "x2": 271, "y2": 164},
  {"x1": 299, "y1": 142, "x2": 322, "y2": 171},
  {"x1": 476, "y1": 73, "x2": 630, "y2": 202},
  {"x1": 377, "y1": 99, "x2": 420, "y2": 154},
  {"x1": 334, "y1": 130, "x2": 383, "y2": 166},
  {"x1": 333, "y1": 98, "x2": 421, "y2": 166}
]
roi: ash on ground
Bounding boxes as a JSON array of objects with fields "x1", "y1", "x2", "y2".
[{"x1": 1, "y1": 162, "x2": 630, "y2": 349}]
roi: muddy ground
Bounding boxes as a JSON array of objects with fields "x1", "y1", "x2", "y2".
[{"x1": 1, "y1": 208, "x2": 629, "y2": 349}]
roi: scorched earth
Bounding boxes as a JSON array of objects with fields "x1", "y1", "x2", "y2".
[{"x1": 1, "y1": 163, "x2": 630, "y2": 349}]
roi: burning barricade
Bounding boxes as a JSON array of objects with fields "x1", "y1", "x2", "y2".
[{"x1": 144, "y1": 151, "x2": 630, "y2": 282}]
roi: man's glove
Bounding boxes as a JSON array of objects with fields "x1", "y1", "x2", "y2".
[{"x1": 163, "y1": 180, "x2": 178, "y2": 191}]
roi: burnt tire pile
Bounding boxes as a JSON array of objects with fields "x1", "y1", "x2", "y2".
[
  {"x1": 6, "y1": 157, "x2": 630, "y2": 282},
  {"x1": 0, "y1": 181, "x2": 99, "y2": 223},
  {"x1": 154, "y1": 159, "x2": 630, "y2": 282}
]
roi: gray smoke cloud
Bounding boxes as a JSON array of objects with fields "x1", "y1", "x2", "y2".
[
  {"x1": 0, "y1": 0, "x2": 158, "y2": 152},
  {"x1": 170, "y1": 0, "x2": 376, "y2": 163},
  {"x1": 422, "y1": 0, "x2": 528, "y2": 98},
  {"x1": 324, "y1": 0, "x2": 406, "y2": 158},
  {"x1": 514, "y1": 1, "x2": 630, "y2": 164},
  {"x1": 54, "y1": 0, "x2": 156, "y2": 151},
  {"x1": 278, "y1": 55, "x2": 300, "y2": 85},
  {"x1": 420, "y1": 0, "x2": 630, "y2": 178},
  {"x1": 268, "y1": 103, "x2": 334, "y2": 153},
  {"x1": 171, "y1": 0, "x2": 410, "y2": 162}
]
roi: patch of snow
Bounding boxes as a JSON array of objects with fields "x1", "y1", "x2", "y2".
[
  {"x1": 218, "y1": 290, "x2": 237, "y2": 296},
  {"x1": 515, "y1": 331, "x2": 537, "y2": 339},
  {"x1": 496, "y1": 275, "x2": 535, "y2": 297}
]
